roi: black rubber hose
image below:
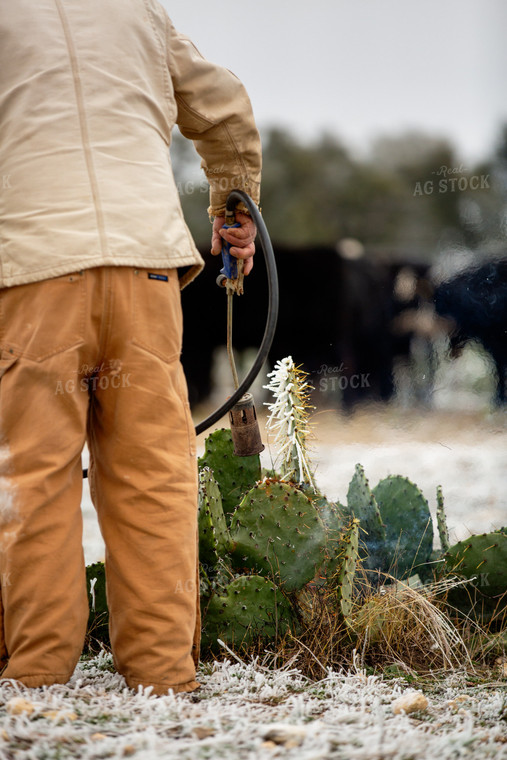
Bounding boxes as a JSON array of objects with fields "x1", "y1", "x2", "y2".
[
  {"x1": 195, "y1": 189, "x2": 279, "y2": 434},
  {"x1": 83, "y1": 190, "x2": 278, "y2": 478}
]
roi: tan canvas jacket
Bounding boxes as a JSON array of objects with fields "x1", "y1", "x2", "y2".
[{"x1": 0, "y1": 0, "x2": 261, "y2": 288}]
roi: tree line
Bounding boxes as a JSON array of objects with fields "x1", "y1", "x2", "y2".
[{"x1": 171, "y1": 125, "x2": 507, "y2": 263}]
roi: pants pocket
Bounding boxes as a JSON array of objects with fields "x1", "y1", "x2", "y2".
[
  {"x1": 131, "y1": 268, "x2": 182, "y2": 363},
  {"x1": 0, "y1": 272, "x2": 86, "y2": 361}
]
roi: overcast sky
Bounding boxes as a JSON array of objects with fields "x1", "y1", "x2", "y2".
[{"x1": 161, "y1": 0, "x2": 506, "y2": 165}]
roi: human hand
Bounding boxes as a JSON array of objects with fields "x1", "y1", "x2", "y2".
[{"x1": 211, "y1": 212, "x2": 257, "y2": 275}]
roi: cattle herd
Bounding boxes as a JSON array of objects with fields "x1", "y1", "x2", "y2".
[{"x1": 180, "y1": 245, "x2": 507, "y2": 410}]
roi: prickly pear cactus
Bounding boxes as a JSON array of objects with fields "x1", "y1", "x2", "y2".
[
  {"x1": 198, "y1": 429, "x2": 261, "y2": 523},
  {"x1": 436, "y1": 485, "x2": 450, "y2": 553},
  {"x1": 314, "y1": 496, "x2": 353, "y2": 580},
  {"x1": 372, "y1": 475, "x2": 433, "y2": 580},
  {"x1": 85, "y1": 562, "x2": 109, "y2": 651},
  {"x1": 347, "y1": 464, "x2": 387, "y2": 572},
  {"x1": 333, "y1": 518, "x2": 360, "y2": 619},
  {"x1": 444, "y1": 531, "x2": 507, "y2": 614},
  {"x1": 229, "y1": 480, "x2": 327, "y2": 592},
  {"x1": 198, "y1": 467, "x2": 231, "y2": 568},
  {"x1": 202, "y1": 574, "x2": 295, "y2": 652}
]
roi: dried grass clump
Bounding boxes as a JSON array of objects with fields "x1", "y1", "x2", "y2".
[
  {"x1": 283, "y1": 588, "x2": 356, "y2": 679},
  {"x1": 261, "y1": 573, "x2": 477, "y2": 680},
  {"x1": 348, "y1": 574, "x2": 474, "y2": 674}
]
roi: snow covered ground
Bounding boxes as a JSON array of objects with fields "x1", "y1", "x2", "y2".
[{"x1": 1, "y1": 652, "x2": 506, "y2": 759}]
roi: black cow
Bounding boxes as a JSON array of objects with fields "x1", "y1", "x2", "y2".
[
  {"x1": 182, "y1": 245, "x2": 442, "y2": 409},
  {"x1": 434, "y1": 259, "x2": 507, "y2": 404},
  {"x1": 180, "y1": 244, "x2": 425, "y2": 410},
  {"x1": 180, "y1": 245, "x2": 343, "y2": 406}
]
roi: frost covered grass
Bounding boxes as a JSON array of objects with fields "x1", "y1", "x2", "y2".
[{"x1": 1, "y1": 650, "x2": 506, "y2": 759}]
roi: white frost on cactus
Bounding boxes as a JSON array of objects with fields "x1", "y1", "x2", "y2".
[{"x1": 263, "y1": 357, "x2": 315, "y2": 488}]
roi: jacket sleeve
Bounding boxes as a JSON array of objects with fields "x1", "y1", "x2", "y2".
[{"x1": 165, "y1": 15, "x2": 261, "y2": 217}]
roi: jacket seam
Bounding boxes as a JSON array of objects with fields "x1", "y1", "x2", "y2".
[
  {"x1": 143, "y1": 0, "x2": 163, "y2": 51},
  {"x1": 143, "y1": 0, "x2": 173, "y2": 124},
  {"x1": 53, "y1": 0, "x2": 109, "y2": 257}
]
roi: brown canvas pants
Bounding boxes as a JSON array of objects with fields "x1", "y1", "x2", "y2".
[{"x1": 0, "y1": 266, "x2": 200, "y2": 695}]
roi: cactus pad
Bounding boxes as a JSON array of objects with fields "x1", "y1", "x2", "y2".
[
  {"x1": 372, "y1": 475, "x2": 433, "y2": 580},
  {"x1": 198, "y1": 429, "x2": 261, "y2": 522},
  {"x1": 201, "y1": 574, "x2": 294, "y2": 651},
  {"x1": 436, "y1": 485, "x2": 450, "y2": 553},
  {"x1": 229, "y1": 480, "x2": 327, "y2": 591},
  {"x1": 347, "y1": 464, "x2": 387, "y2": 572},
  {"x1": 443, "y1": 531, "x2": 507, "y2": 623},
  {"x1": 316, "y1": 498, "x2": 355, "y2": 581},
  {"x1": 313, "y1": 494, "x2": 348, "y2": 533},
  {"x1": 198, "y1": 467, "x2": 231, "y2": 568},
  {"x1": 333, "y1": 518, "x2": 360, "y2": 619},
  {"x1": 444, "y1": 531, "x2": 507, "y2": 599}
]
